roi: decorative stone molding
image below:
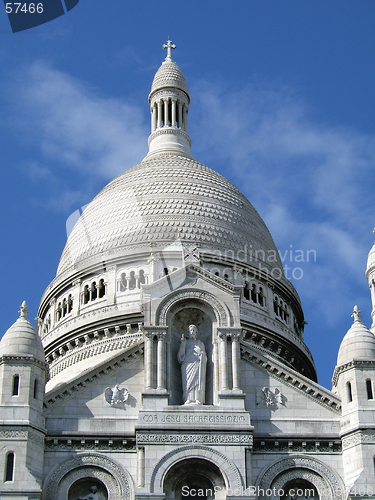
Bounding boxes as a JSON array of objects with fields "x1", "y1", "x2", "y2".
[
  {"x1": 252, "y1": 439, "x2": 341, "y2": 453},
  {"x1": 44, "y1": 345, "x2": 143, "y2": 409},
  {"x1": 0, "y1": 430, "x2": 28, "y2": 439},
  {"x1": 0, "y1": 355, "x2": 49, "y2": 372},
  {"x1": 42, "y1": 453, "x2": 134, "y2": 500},
  {"x1": 156, "y1": 287, "x2": 229, "y2": 327},
  {"x1": 256, "y1": 456, "x2": 344, "y2": 500},
  {"x1": 49, "y1": 331, "x2": 143, "y2": 379},
  {"x1": 45, "y1": 437, "x2": 136, "y2": 451},
  {"x1": 148, "y1": 127, "x2": 192, "y2": 146},
  {"x1": 241, "y1": 343, "x2": 341, "y2": 413},
  {"x1": 342, "y1": 430, "x2": 375, "y2": 450},
  {"x1": 332, "y1": 359, "x2": 375, "y2": 386},
  {"x1": 136, "y1": 432, "x2": 253, "y2": 446},
  {"x1": 150, "y1": 445, "x2": 243, "y2": 494}
]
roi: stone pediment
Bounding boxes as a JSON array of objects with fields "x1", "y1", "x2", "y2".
[
  {"x1": 241, "y1": 341, "x2": 341, "y2": 413},
  {"x1": 43, "y1": 342, "x2": 144, "y2": 410}
]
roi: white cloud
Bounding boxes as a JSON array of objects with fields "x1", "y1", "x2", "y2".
[
  {"x1": 3, "y1": 62, "x2": 149, "y2": 211},
  {"x1": 191, "y1": 79, "x2": 375, "y2": 328}
]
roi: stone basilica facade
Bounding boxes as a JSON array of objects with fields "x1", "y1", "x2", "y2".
[{"x1": 1, "y1": 40, "x2": 375, "y2": 500}]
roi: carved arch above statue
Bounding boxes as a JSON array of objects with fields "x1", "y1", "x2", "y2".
[
  {"x1": 156, "y1": 288, "x2": 230, "y2": 327},
  {"x1": 42, "y1": 453, "x2": 134, "y2": 500},
  {"x1": 255, "y1": 455, "x2": 344, "y2": 500},
  {"x1": 150, "y1": 445, "x2": 244, "y2": 494}
]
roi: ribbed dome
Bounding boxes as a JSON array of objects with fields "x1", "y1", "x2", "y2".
[
  {"x1": 0, "y1": 302, "x2": 45, "y2": 362},
  {"x1": 150, "y1": 60, "x2": 189, "y2": 96},
  {"x1": 57, "y1": 152, "x2": 285, "y2": 279},
  {"x1": 337, "y1": 307, "x2": 375, "y2": 366}
]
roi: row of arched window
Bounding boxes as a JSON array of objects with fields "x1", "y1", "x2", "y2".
[
  {"x1": 118, "y1": 270, "x2": 146, "y2": 292},
  {"x1": 346, "y1": 379, "x2": 374, "y2": 402},
  {"x1": 56, "y1": 295, "x2": 73, "y2": 321},
  {"x1": 244, "y1": 282, "x2": 266, "y2": 307},
  {"x1": 11, "y1": 375, "x2": 38, "y2": 399},
  {"x1": 274, "y1": 296, "x2": 289, "y2": 324},
  {"x1": 82, "y1": 279, "x2": 106, "y2": 304}
]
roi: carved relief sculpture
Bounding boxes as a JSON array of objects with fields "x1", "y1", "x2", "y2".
[
  {"x1": 104, "y1": 385, "x2": 129, "y2": 406},
  {"x1": 177, "y1": 324, "x2": 207, "y2": 405}
]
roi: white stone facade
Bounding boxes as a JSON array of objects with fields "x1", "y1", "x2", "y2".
[{"x1": 1, "y1": 41, "x2": 375, "y2": 500}]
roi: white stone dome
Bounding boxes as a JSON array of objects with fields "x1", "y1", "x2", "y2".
[
  {"x1": 0, "y1": 302, "x2": 46, "y2": 362},
  {"x1": 150, "y1": 59, "x2": 189, "y2": 97},
  {"x1": 337, "y1": 306, "x2": 375, "y2": 366},
  {"x1": 56, "y1": 152, "x2": 285, "y2": 279}
]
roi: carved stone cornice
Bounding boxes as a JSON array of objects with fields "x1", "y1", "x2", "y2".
[
  {"x1": 241, "y1": 343, "x2": 341, "y2": 413},
  {"x1": 44, "y1": 344, "x2": 144, "y2": 410},
  {"x1": 136, "y1": 432, "x2": 253, "y2": 446},
  {"x1": 332, "y1": 359, "x2": 375, "y2": 386},
  {"x1": 341, "y1": 430, "x2": 375, "y2": 450},
  {"x1": 0, "y1": 355, "x2": 49, "y2": 373}
]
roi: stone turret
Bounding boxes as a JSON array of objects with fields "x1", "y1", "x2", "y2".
[
  {"x1": 333, "y1": 306, "x2": 375, "y2": 494},
  {"x1": 146, "y1": 38, "x2": 194, "y2": 159},
  {"x1": 0, "y1": 302, "x2": 48, "y2": 499}
]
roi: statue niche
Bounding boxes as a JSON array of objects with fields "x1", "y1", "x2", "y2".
[
  {"x1": 168, "y1": 305, "x2": 214, "y2": 405},
  {"x1": 177, "y1": 324, "x2": 207, "y2": 405}
]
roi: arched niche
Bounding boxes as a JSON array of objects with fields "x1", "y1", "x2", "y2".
[
  {"x1": 256, "y1": 456, "x2": 344, "y2": 500},
  {"x1": 163, "y1": 458, "x2": 226, "y2": 500},
  {"x1": 68, "y1": 478, "x2": 108, "y2": 500},
  {"x1": 167, "y1": 301, "x2": 217, "y2": 405},
  {"x1": 42, "y1": 453, "x2": 134, "y2": 500}
]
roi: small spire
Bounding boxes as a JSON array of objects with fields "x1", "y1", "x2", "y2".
[
  {"x1": 352, "y1": 305, "x2": 362, "y2": 323},
  {"x1": 162, "y1": 37, "x2": 176, "y2": 61},
  {"x1": 18, "y1": 300, "x2": 29, "y2": 320}
]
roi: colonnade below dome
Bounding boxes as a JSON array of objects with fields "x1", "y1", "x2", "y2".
[{"x1": 151, "y1": 97, "x2": 188, "y2": 133}]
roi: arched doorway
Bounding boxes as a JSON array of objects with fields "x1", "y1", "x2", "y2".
[
  {"x1": 281, "y1": 479, "x2": 319, "y2": 500},
  {"x1": 68, "y1": 478, "x2": 108, "y2": 499},
  {"x1": 163, "y1": 458, "x2": 226, "y2": 500}
]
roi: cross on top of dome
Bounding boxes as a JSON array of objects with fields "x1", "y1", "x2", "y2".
[{"x1": 163, "y1": 37, "x2": 176, "y2": 61}]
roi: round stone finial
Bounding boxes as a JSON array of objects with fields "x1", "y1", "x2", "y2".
[{"x1": 18, "y1": 300, "x2": 29, "y2": 320}]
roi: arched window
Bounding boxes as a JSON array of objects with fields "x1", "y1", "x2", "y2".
[
  {"x1": 243, "y1": 282, "x2": 250, "y2": 300},
  {"x1": 83, "y1": 285, "x2": 89, "y2": 304},
  {"x1": 120, "y1": 273, "x2": 127, "y2": 291},
  {"x1": 98, "y1": 279, "x2": 106, "y2": 298},
  {"x1": 33, "y1": 379, "x2": 38, "y2": 399},
  {"x1": 346, "y1": 381, "x2": 353, "y2": 403},
  {"x1": 258, "y1": 287, "x2": 264, "y2": 306},
  {"x1": 91, "y1": 282, "x2": 97, "y2": 301},
  {"x1": 62, "y1": 298, "x2": 67, "y2": 317},
  {"x1": 5, "y1": 452, "x2": 14, "y2": 482},
  {"x1": 129, "y1": 271, "x2": 136, "y2": 289},
  {"x1": 56, "y1": 303, "x2": 62, "y2": 321},
  {"x1": 139, "y1": 270, "x2": 146, "y2": 285},
  {"x1": 251, "y1": 284, "x2": 257, "y2": 303},
  {"x1": 12, "y1": 375, "x2": 19, "y2": 396},
  {"x1": 67, "y1": 294, "x2": 73, "y2": 313},
  {"x1": 367, "y1": 379, "x2": 373, "y2": 400}
]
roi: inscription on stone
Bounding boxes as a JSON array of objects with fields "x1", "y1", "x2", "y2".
[{"x1": 141, "y1": 413, "x2": 247, "y2": 424}]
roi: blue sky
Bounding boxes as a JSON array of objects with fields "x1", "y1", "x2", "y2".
[{"x1": 0, "y1": 1, "x2": 374, "y2": 389}]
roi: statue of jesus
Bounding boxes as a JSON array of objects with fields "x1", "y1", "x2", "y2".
[{"x1": 177, "y1": 324, "x2": 207, "y2": 405}]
